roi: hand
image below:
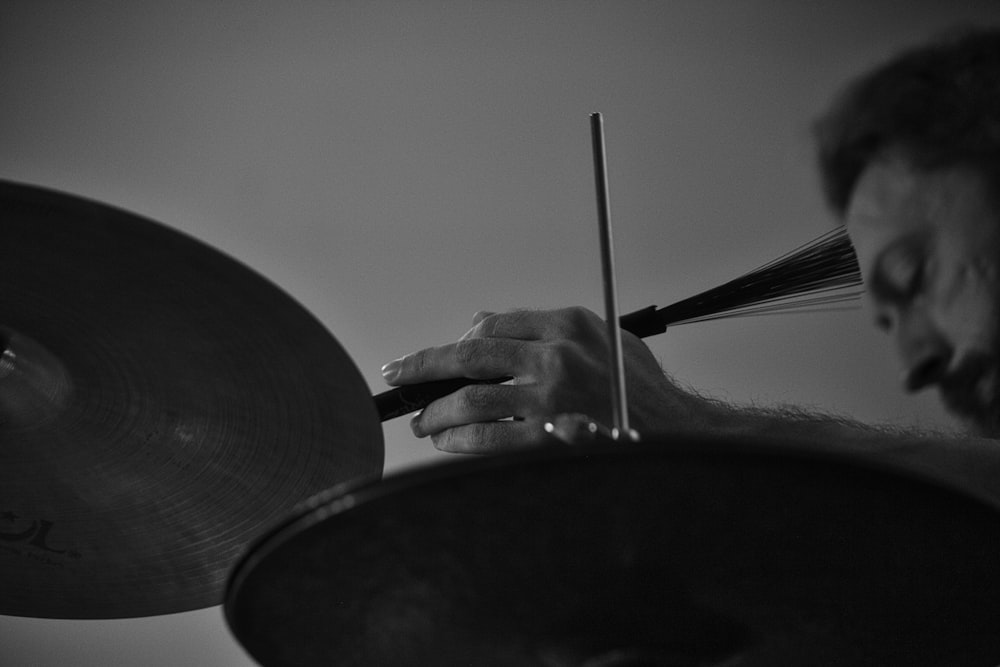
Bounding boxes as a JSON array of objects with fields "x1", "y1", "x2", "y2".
[{"x1": 380, "y1": 307, "x2": 699, "y2": 453}]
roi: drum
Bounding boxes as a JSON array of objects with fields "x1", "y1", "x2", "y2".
[{"x1": 225, "y1": 436, "x2": 1000, "y2": 666}]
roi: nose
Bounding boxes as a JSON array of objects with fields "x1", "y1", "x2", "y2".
[{"x1": 891, "y1": 310, "x2": 953, "y2": 393}]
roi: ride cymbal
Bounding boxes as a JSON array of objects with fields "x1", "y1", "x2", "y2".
[
  {"x1": 0, "y1": 180, "x2": 383, "y2": 619},
  {"x1": 226, "y1": 437, "x2": 1000, "y2": 666}
]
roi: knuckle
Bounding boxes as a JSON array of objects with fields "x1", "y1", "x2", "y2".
[
  {"x1": 430, "y1": 429, "x2": 455, "y2": 452},
  {"x1": 540, "y1": 339, "x2": 573, "y2": 376},
  {"x1": 507, "y1": 308, "x2": 534, "y2": 328},
  {"x1": 477, "y1": 311, "x2": 503, "y2": 337},
  {"x1": 404, "y1": 348, "x2": 430, "y2": 375},
  {"x1": 534, "y1": 340, "x2": 591, "y2": 415},
  {"x1": 554, "y1": 306, "x2": 598, "y2": 337},
  {"x1": 507, "y1": 338, "x2": 529, "y2": 366},
  {"x1": 470, "y1": 422, "x2": 503, "y2": 453},
  {"x1": 535, "y1": 385, "x2": 563, "y2": 417},
  {"x1": 458, "y1": 383, "x2": 496, "y2": 413},
  {"x1": 492, "y1": 308, "x2": 533, "y2": 338},
  {"x1": 454, "y1": 338, "x2": 484, "y2": 367},
  {"x1": 522, "y1": 418, "x2": 551, "y2": 447},
  {"x1": 431, "y1": 423, "x2": 491, "y2": 454}
]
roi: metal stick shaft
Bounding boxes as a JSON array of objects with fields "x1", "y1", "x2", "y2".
[{"x1": 589, "y1": 112, "x2": 630, "y2": 438}]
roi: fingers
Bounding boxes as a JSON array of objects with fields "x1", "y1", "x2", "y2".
[
  {"x1": 411, "y1": 382, "x2": 527, "y2": 437},
  {"x1": 458, "y1": 311, "x2": 495, "y2": 341},
  {"x1": 428, "y1": 419, "x2": 544, "y2": 454},
  {"x1": 411, "y1": 382, "x2": 552, "y2": 454},
  {"x1": 465, "y1": 307, "x2": 603, "y2": 342},
  {"x1": 380, "y1": 305, "x2": 632, "y2": 455},
  {"x1": 383, "y1": 337, "x2": 536, "y2": 386},
  {"x1": 383, "y1": 307, "x2": 606, "y2": 385}
]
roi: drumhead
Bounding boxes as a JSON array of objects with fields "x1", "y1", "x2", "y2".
[{"x1": 225, "y1": 435, "x2": 1000, "y2": 666}]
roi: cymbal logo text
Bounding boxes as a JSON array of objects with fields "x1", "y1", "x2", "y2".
[{"x1": 0, "y1": 512, "x2": 80, "y2": 561}]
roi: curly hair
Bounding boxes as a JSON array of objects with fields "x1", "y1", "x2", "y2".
[{"x1": 814, "y1": 27, "x2": 1000, "y2": 218}]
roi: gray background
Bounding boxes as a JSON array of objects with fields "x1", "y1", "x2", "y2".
[{"x1": 2, "y1": 1, "x2": 998, "y2": 664}]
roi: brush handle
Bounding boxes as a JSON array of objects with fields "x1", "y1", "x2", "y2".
[
  {"x1": 618, "y1": 304, "x2": 666, "y2": 338},
  {"x1": 373, "y1": 305, "x2": 664, "y2": 422},
  {"x1": 375, "y1": 376, "x2": 513, "y2": 421}
]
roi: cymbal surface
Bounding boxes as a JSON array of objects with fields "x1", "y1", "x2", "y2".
[
  {"x1": 226, "y1": 437, "x2": 1000, "y2": 666},
  {"x1": 0, "y1": 180, "x2": 383, "y2": 618}
]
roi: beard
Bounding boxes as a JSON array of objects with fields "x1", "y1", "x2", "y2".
[
  {"x1": 965, "y1": 412, "x2": 1000, "y2": 438},
  {"x1": 946, "y1": 387, "x2": 1000, "y2": 438},
  {"x1": 939, "y1": 350, "x2": 1000, "y2": 438}
]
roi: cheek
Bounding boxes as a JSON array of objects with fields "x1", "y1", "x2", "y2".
[{"x1": 935, "y1": 263, "x2": 1000, "y2": 350}]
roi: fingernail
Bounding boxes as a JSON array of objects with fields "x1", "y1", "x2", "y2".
[
  {"x1": 381, "y1": 358, "x2": 402, "y2": 383},
  {"x1": 410, "y1": 410, "x2": 423, "y2": 436}
]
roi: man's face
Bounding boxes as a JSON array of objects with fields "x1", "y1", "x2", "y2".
[{"x1": 845, "y1": 156, "x2": 1000, "y2": 436}]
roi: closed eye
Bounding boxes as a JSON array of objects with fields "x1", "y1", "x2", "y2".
[
  {"x1": 882, "y1": 249, "x2": 923, "y2": 298},
  {"x1": 871, "y1": 242, "x2": 926, "y2": 305}
]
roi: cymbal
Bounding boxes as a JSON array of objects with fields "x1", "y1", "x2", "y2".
[
  {"x1": 0, "y1": 180, "x2": 383, "y2": 619},
  {"x1": 226, "y1": 436, "x2": 1000, "y2": 666}
]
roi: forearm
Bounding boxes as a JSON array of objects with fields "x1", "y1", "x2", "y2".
[{"x1": 680, "y1": 393, "x2": 1000, "y2": 509}]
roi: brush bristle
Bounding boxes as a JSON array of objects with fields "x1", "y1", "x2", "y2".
[{"x1": 655, "y1": 227, "x2": 863, "y2": 326}]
